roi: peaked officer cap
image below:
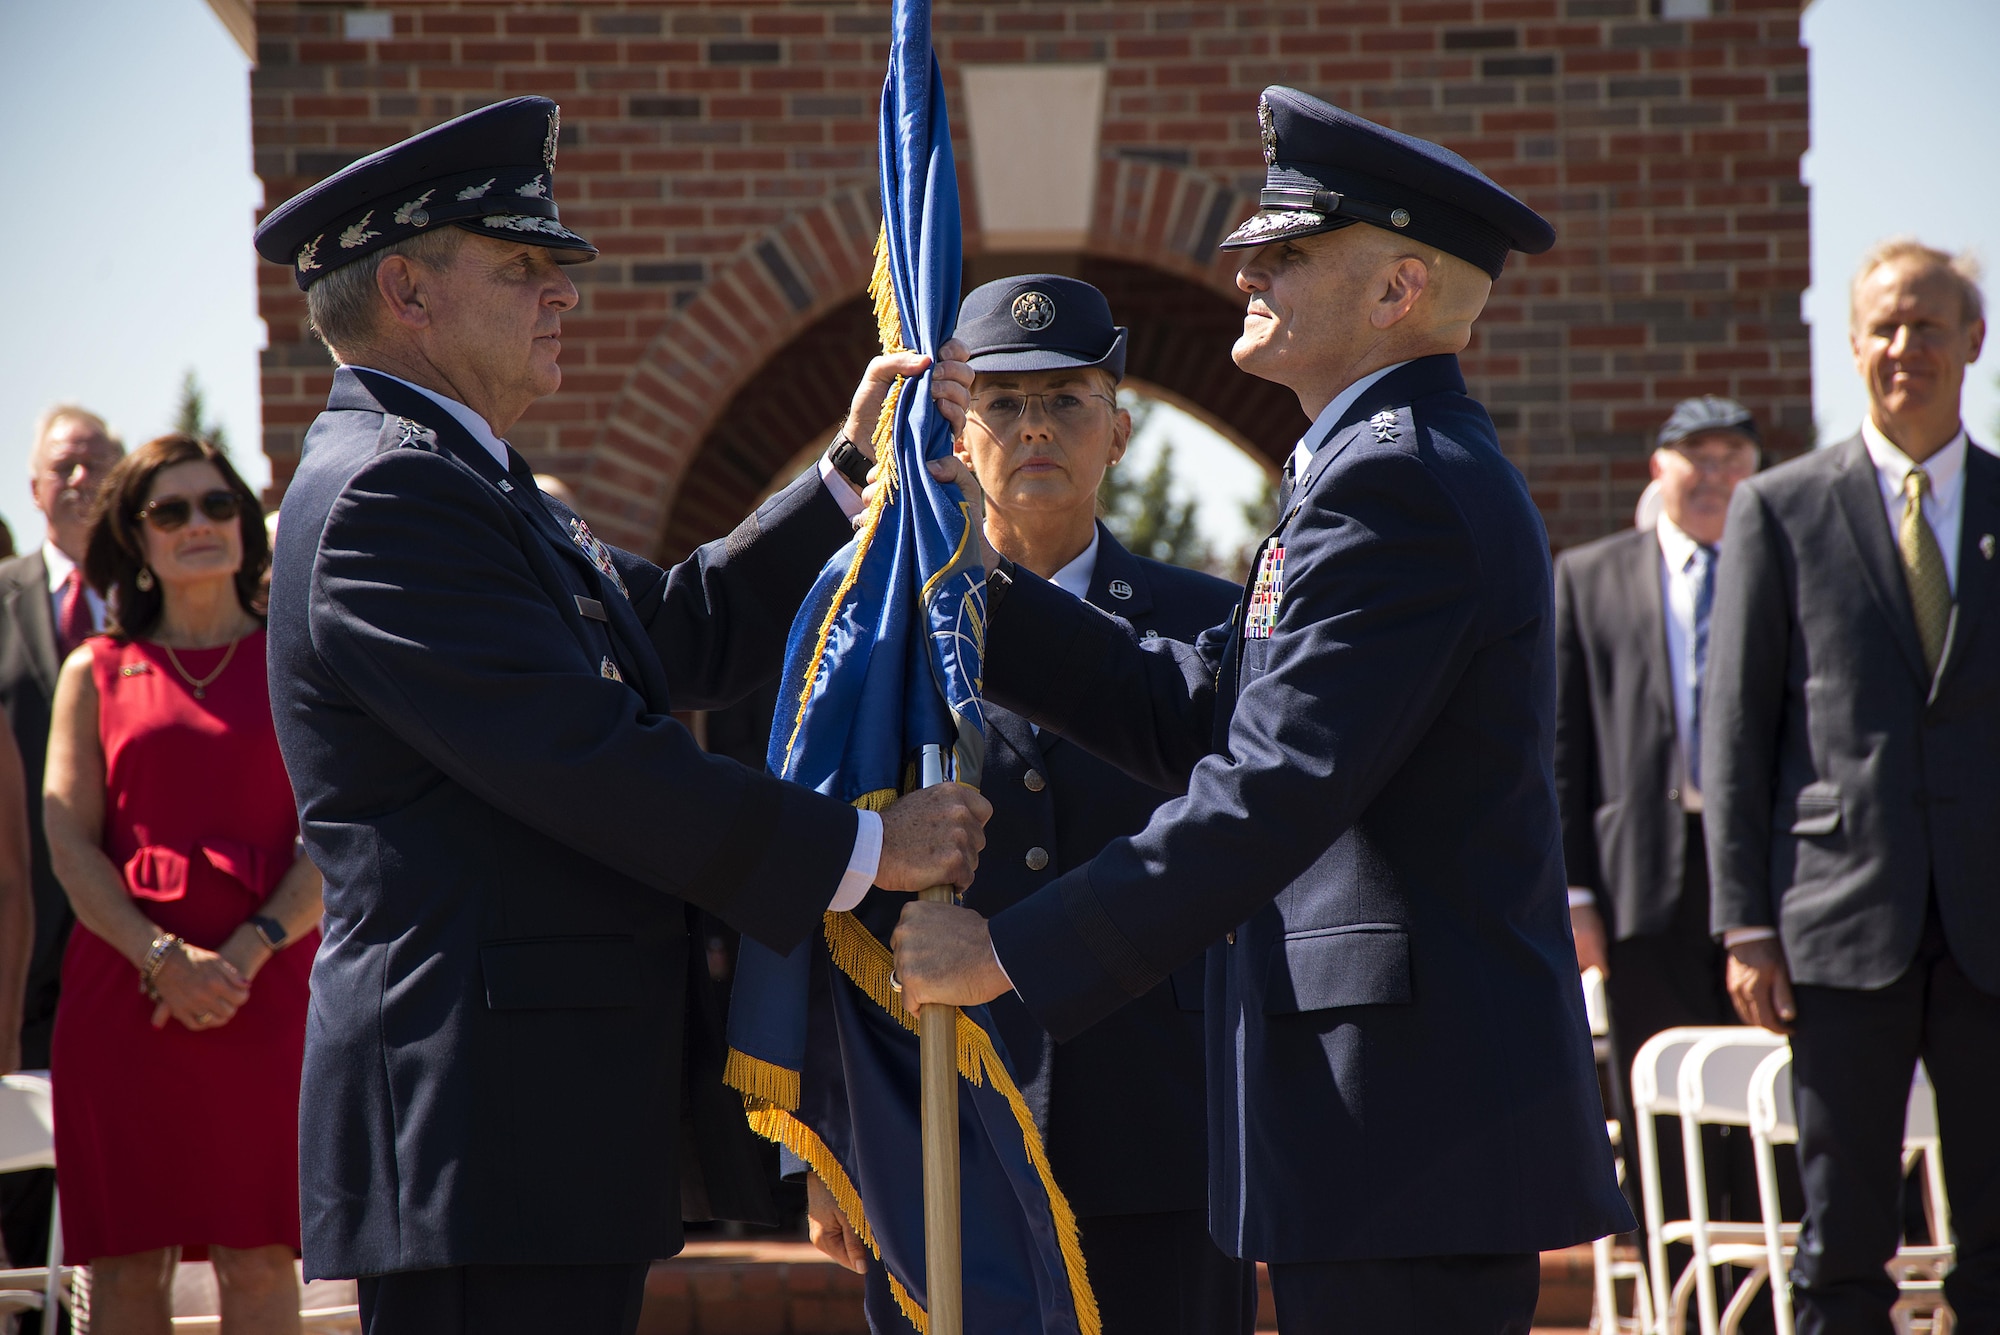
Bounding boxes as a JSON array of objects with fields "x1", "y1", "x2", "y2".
[
  {"x1": 1222, "y1": 86, "x2": 1555, "y2": 279},
  {"x1": 255, "y1": 96, "x2": 596, "y2": 290},
  {"x1": 956, "y1": 275, "x2": 1127, "y2": 382}
]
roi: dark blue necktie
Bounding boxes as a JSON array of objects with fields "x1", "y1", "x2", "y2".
[{"x1": 1688, "y1": 543, "x2": 1717, "y2": 789}]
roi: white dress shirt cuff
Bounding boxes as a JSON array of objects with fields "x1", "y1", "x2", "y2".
[
  {"x1": 1723, "y1": 926, "x2": 1779, "y2": 949},
  {"x1": 828, "y1": 809, "x2": 882, "y2": 913},
  {"x1": 1567, "y1": 887, "x2": 1598, "y2": 909},
  {"x1": 990, "y1": 940, "x2": 1016, "y2": 993},
  {"x1": 819, "y1": 455, "x2": 867, "y2": 520}
]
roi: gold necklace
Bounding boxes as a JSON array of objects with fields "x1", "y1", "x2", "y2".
[{"x1": 162, "y1": 636, "x2": 241, "y2": 700}]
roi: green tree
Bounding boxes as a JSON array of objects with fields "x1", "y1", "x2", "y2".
[
  {"x1": 1099, "y1": 439, "x2": 1211, "y2": 570},
  {"x1": 174, "y1": 370, "x2": 228, "y2": 453}
]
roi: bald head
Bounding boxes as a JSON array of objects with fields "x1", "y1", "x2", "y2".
[{"x1": 1231, "y1": 223, "x2": 1494, "y2": 418}]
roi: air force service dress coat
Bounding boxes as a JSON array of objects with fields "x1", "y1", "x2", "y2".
[
  {"x1": 981, "y1": 355, "x2": 1634, "y2": 1262},
  {"x1": 268, "y1": 368, "x2": 858, "y2": 1279},
  {"x1": 957, "y1": 525, "x2": 1234, "y2": 1218}
]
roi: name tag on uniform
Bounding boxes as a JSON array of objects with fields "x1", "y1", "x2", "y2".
[
  {"x1": 574, "y1": 595, "x2": 607, "y2": 622},
  {"x1": 1244, "y1": 544, "x2": 1286, "y2": 640}
]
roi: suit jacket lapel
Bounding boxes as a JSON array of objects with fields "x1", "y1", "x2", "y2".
[
  {"x1": 1085, "y1": 525, "x2": 1153, "y2": 621},
  {"x1": 1829, "y1": 434, "x2": 1930, "y2": 685},
  {"x1": 14, "y1": 554, "x2": 59, "y2": 694},
  {"x1": 1629, "y1": 533, "x2": 1677, "y2": 737},
  {"x1": 1937, "y1": 443, "x2": 2000, "y2": 690}
]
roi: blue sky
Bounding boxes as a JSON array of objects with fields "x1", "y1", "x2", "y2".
[{"x1": 1, "y1": 0, "x2": 1994, "y2": 550}]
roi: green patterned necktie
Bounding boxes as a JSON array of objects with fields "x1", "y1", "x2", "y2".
[{"x1": 1899, "y1": 468, "x2": 1953, "y2": 675}]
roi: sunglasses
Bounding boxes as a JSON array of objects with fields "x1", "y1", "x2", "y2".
[{"x1": 140, "y1": 489, "x2": 242, "y2": 531}]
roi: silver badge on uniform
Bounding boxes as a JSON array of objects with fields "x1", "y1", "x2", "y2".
[
  {"x1": 1108, "y1": 579, "x2": 1133, "y2": 600},
  {"x1": 1258, "y1": 95, "x2": 1279, "y2": 165},
  {"x1": 1012, "y1": 291, "x2": 1056, "y2": 331},
  {"x1": 600, "y1": 656, "x2": 624, "y2": 683},
  {"x1": 1370, "y1": 409, "x2": 1400, "y2": 444},
  {"x1": 394, "y1": 417, "x2": 438, "y2": 448}
]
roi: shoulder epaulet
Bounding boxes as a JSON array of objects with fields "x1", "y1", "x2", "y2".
[{"x1": 376, "y1": 414, "x2": 443, "y2": 455}]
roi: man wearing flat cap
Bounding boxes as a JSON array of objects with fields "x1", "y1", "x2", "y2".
[
  {"x1": 1553, "y1": 396, "x2": 1767, "y2": 1242},
  {"x1": 256, "y1": 97, "x2": 989, "y2": 1335},
  {"x1": 893, "y1": 88, "x2": 1631, "y2": 1331}
]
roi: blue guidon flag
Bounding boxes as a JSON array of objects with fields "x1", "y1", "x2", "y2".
[{"x1": 722, "y1": 2, "x2": 1098, "y2": 1332}]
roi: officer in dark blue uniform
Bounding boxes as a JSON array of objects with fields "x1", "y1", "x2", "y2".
[
  {"x1": 253, "y1": 98, "x2": 989, "y2": 1335},
  {"x1": 892, "y1": 89, "x2": 1633, "y2": 1333},
  {"x1": 827, "y1": 277, "x2": 1253, "y2": 1331}
]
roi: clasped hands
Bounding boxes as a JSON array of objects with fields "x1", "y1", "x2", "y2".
[{"x1": 145, "y1": 925, "x2": 278, "y2": 1032}]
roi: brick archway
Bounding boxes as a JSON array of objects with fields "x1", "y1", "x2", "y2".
[{"x1": 587, "y1": 159, "x2": 1304, "y2": 561}]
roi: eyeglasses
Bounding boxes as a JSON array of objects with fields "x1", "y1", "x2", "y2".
[
  {"x1": 968, "y1": 390, "x2": 1116, "y2": 427},
  {"x1": 140, "y1": 490, "x2": 242, "y2": 531}
]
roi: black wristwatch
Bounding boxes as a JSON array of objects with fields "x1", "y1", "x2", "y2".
[
  {"x1": 827, "y1": 431, "x2": 873, "y2": 488},
  {"x1": 248, "y1": 915, "x2": 289, "y2": 951}
]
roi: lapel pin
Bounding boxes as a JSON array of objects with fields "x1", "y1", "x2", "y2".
[
  {"x1": 1108, "y1": 580, "x2": 1133, "y2": 600},
  {"x1": 600, "y1": 656, "x2": 624, "y2": 683},
  {"x1": 497, "y1": 479, "x2": 515, "y2": 492},
  {"x1": 1982, "y1": 534, "x2": 1995, "y2": 560}
]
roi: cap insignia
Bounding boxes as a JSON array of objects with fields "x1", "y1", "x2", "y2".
[
  {"x1": 544, "y1": 108, "x2": 561, "y2": 175},
  {"x1": 1231, "y1": 209, "x2": 1321, "y2": 243},
  {"x1": 456, "y1": 178, "x2": 496, "y2": 201},
  {"x1": 295, "y1": 234, "x2": 323, "y2": 274},
  {"x1": 339, "y1": 210, "x2": 381, "y2": 250},
  {"x1": 1012, "y1": 291, "x2": 1056, "y2": 331},
  {"x1": 516, "y1": 174, "x2": 548, "y2": 199},
  {"x1": 1258, "y1": 95, "x2": 1278, "y2": 166},
  {"x1": 482, "y1": 213, "x2": 573, "y2": 238},
  {"x1": 393, "y1": 190, "x2": 434, "y2": 228},
  {"x1": 1390, "y1": 208, "x2": 1411, "y2": 229}
]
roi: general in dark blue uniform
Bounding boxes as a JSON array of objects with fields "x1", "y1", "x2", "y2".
[
  {"x1": 892, "y1": 89, "x2": 1633, "y2": 1335},
  {"x1": 253, "y1": 98, "x2": 988, "y2": 1335}
]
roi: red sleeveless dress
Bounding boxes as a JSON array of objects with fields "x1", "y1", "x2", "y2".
[{"x1": 50, "y1": 631, "x2": 315, "y2": 1263}]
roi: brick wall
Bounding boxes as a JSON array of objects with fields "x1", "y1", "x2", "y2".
[{"x1": 252, "y1": 0, "x2": 1810, "y2": 555}]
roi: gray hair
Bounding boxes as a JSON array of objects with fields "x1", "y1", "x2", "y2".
[
  {"x1": 1850, "y1": 236, "x2": 1986, "y2": 330},
  {"x1": 306, "y1": 227, "x2": 469, "y2": 360},
  {"x1": 30, "y1": 404, "x2": 117, "y2": 476}
]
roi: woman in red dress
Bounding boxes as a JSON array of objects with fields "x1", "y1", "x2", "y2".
[{"x1": 44, "y1": 434, "x2": 321, "y2": 1334}]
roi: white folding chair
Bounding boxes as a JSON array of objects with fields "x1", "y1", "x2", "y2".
[
  {"x1": 1583, "y1": 969, "x2": 1652, "y2": 1334},
  {"x1": 0, "y1": 1072, "x2": 77, "y2": 1323},
  {"x1": 1746, "y1": 1049, "x2": 1954, "y2": 1335},
  {"x1": 1676, "y1": 1029, "x2": 1791, "y2": 1335},
  {"x1": 1631, "y1": 1026, "x2": 1745, "y2": 1334}
]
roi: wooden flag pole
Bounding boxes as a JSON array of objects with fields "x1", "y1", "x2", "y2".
[{"x1": 918, "y1": 744, "x2": 964, "y2": 1335}]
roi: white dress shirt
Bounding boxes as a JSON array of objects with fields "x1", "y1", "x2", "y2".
[
  {"x1": 1288, "y1": 361, "x2": 1413, "y2": 480},
  {"x1": 43, "y1": 540, "x2": 106, "y2": 639},
  {"x1": 1861, "y1": 417, "x2": 1966, "y2": 596},
  {"x1": 351, "y1": 367, "x2": 880, "y2": 911}
]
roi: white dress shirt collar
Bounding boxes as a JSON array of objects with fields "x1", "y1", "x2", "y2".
[
  {"x1": 355, "y1": 368, "x2": 513, "y2": 470},
  {"x1": 1047, "y1": 526, "x2": 1101, "y2": 603},
  {"x1": 42, "y1": 539, "x2": 107, "y2": 632},
  {"x1": 1654, "y1": 509, "x2": 1706, "y2": 572},
  {"x1": 1290, "y1": 361, "x2": 1414, "y2": 475},
  {"x1": 1860, "y1": 417, "x2": 1967, "y2": 593}
]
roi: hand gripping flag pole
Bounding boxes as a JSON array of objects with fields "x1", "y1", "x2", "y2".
[
  {"x1": 720, "y1": 1, "x2": 1098, "y2": 1329},
  {"x1": 917, "y1": 743, "x2": 962, "y2": 1333}
]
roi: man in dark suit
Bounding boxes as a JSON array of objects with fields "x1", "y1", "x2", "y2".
[
  {"x1": 809, "y1": 276, "x2": 1253, "y2": 1331},
  {"x1": 1704, "y1": 238, "x2": 2000, "y2": 1334},
  {"x1": 254, "y1": 98, "x2": 989, "y2": 1335},
  {"x1": 0, "y1": 403, "x2": 120, "y2": 1316},
  {"x1": 1554, "y1": 397, "x2": 1761, "y2": 1203},
  {"x1": 892, "y1": 90, "x2": 1632, "y2": 1334}
]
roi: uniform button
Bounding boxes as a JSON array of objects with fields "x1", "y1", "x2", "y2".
[
  {"x1": 1023, "y1": 769, "x2": 1046, "y2": 792},
  {"x1": 1025, "y1": 847, "x2": 1050, "y2": 872},
  {"x1": 1226, "y1": 930, "x2": 1237, "y2": 945},
  {"x1": 1667, "y1": 789, "x2": 1680, "y2": 803}
]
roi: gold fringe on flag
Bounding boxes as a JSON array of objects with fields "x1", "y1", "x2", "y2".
[
  {"x1": 781, "y1": 225, "x2": 908, "y2": 776},
  {"x1": 721, "y1": 1049, "x2": 800, "y2": 1112}
]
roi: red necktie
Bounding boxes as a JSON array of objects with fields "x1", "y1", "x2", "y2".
[{"x1": 56, "y1": 568, "x2": 92, "y2": 660}]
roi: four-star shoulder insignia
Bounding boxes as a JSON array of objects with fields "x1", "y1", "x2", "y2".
[
  {"x1": 394, "y1": 417, "x2": 439, "y2": 449},
  {"x1": 1370, "y1": 409, "x2": 1400, "y2": 444}
]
